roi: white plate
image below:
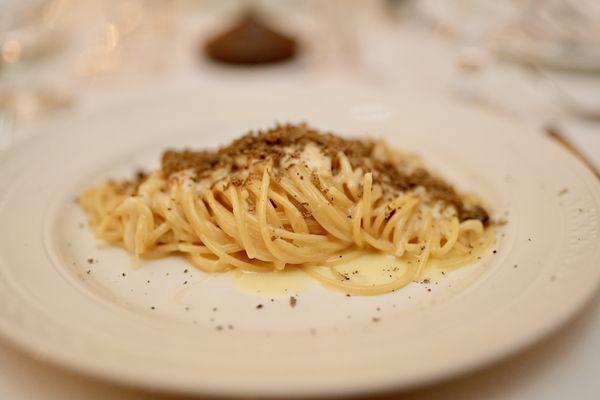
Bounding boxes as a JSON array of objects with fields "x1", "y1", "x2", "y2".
[{"x1": 0, "y1": 81, "x2": 599, "y2": 398}]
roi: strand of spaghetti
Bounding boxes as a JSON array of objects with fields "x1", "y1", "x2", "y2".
[
  {"x1": 427, "y1": 222, "x2": 441, "y2": 254},
  {"x1": 180, "y1": 188, "x2": 241, "y2": 251},
  {"x1": 394, "y1": 208, "x2": 421, "y2": 257},
  {"x1": 289, "y1": 183, "x2": 350, "y2": 240},
  {"x1": 137, "y1": 173, "x2": 164, "y2": 204},
  {"x1": 460, "y1": 219, "x2": 485, "y2": 236},
  {"x1": 141, "y1": 243, "x2": 180, "y2": 258},
  {"x1": 324, "y1": 186, "x2": 354, "y2": 209},
  {"x1": 180, "y1": 189, "x2": 246, "y2": 258},
  {"x1": 295, "y1": 164, "x2": 353, "y2": 230},
  {"x1": 115, "y1": 197, "x2": 141, "y2": 253},
  {"x1": 231, "y1": 186, "x2": 345, "y2": 249},
  {"x1": 186, "y1": 253, "x2": 228, "y2": 273},
  {"x1": 361, "y1": 173, "x2": 373, "y2": 233},
  {"x1": 370, "y1": 205, "x2": 390, "y2": 236},
  {"x1": 304, "y1": 265, "x2": 416, "y2": 295},
  {"x1": 134, "y1": 206, "x2": 152, "y2": 255},
  {"x1": 258, "y1": 171, "x2": 289, "y2": 269},
  {"x1": 268, "y1": 235, "x2": 342, "y2": 263},
  {"x1": 362, "y1": 231, "x2": 394, "y2": 253},
  {"x1": 265, "y1": 227, "x2": 344, "y2": 247},
  {"x1": 279, "y1": 175, "x2": 351, "y2": 242},
  {"x1": 292, "y1": 166, "x2": 353, "y2": 235},
  {"x1": 92, "y1": 184, "x2": 114, "y2": 221},
  {"x1": 381, "y1": 197, "x2": 418, "y2": 239},
  {"x1": 431, "y1": 217, "x2": 459, "y2": 257},
  {"x1": 205, "y1": 190, "x2": 251, "y2": 246},
  {"x1": 230, "y1": 190, "x2": 276, "y2": 261},
  {"x1": 337, "y1": 153, "x2": 360, "y2": 200},
  {"x1": 233, "y1": 201, "x2": 330, "y2": 258},
  {"x1": 245, "y1": 182, "x2": 284, "y2": 229},
  {"x1": 228, "y1": 186, "x2": 260, "y2": 260},
  {"x1": 390, "y1": 211, "x2": 413, "y2": 255},
  {"x1": 450, "y1": 240, "x2": 472, "y2": 256},
  {"x1": 148, "y1": 222, "x2": 171, "y2": 243},
  {"x1": 155, "y1": 193, "x2": 195, "y2": 240},
  {"x1": 265, "y1": 189, "x2": 310, "y2": 233},
  {"x1": 204, "y1": 236, "x2": 271, "y2": 272},
  {"x1": 415, "y1": 212, "x2": 434, "y2": 277},
  {"x1": 316, "y1": 249, "x2": 364, "y2": 266},
  {"x1": 86, "y1": 186, "x2": 119, "y2": 233},
  {"x1": 431, "y1": 228, "x2": 494, "y2": 268},
  {"x1": 257, "y1": 169, "x2": 302, "y2": 267},
  {"x1": 351, "y1": 202, "x2": 364, "y2": 248}
]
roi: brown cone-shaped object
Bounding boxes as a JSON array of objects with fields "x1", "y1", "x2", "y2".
[{"x1": 204, "y1": 12, "x2": 298, "y2": 65}]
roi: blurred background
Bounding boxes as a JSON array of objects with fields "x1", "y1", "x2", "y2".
[
  {"x1": 0, "y1": 1, "x2": 599, "y2": 399},
  {"x1": 1, "y1": 0, "x2": 599, "y2": 166}
]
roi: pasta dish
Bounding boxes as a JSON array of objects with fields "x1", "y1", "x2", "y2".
[{"x1": 80, "y1": 124, "x2": 493, "y2": 295}]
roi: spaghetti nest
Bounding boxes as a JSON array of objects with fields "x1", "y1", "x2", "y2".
[{"x1": 80, "y1": 124, "x2": 493, "y2": 295}]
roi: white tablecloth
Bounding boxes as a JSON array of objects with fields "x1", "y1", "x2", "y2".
[{"x1": 0, "y1": 8, "x2": 599, "y2": 399}]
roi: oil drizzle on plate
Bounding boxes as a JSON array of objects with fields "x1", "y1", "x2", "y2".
[
  {"x1": 229, "y1": 268, "x2": 314, "y2": 295},
  {"x1": 229, "y1": 253, "x2": 448, "y2": 295}
]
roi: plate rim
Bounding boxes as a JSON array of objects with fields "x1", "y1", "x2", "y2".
[{"x1": 1, "y1": 81, "x2": 599, "y2": 398}]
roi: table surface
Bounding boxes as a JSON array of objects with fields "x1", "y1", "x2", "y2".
[
  {"x1": 1, "y1": 6, "x2": 599, "y2": 399},
  {"x1": 0, "y1": 296, "x2": 597, "y2": 400}
]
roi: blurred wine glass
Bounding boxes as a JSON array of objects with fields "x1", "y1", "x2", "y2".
[
  {"x1": 494, "y1": 0, "x2": 600, "y2": 71},
  {"x1": 0, "y1": 0, "x2": 71, "y2": 143}
]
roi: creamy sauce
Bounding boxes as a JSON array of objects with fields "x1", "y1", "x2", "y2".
[
  {"x1": 229, "y1": 268, "x2": 314, "y2": 295},
  {"x1": 299, "y1": 142, "x2": 331, "y2": 172},
  {"x1": 330, "y1": 252, "x2": 410, "y2": 285},
  {"x1": 229, "y1": 252, "x2": 448, "y2": 295},
  {"x1": 319, "y1": 252, "x2": 445, "y2": 287}
]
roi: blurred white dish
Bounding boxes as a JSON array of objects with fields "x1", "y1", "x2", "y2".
[
  {"x1": 493, "y1": 25, "x2": 600, "y2": 72},
  {"x1": 538, "y1": 69, "x2": 600, "y2": 120},
  {"x1": 0, "y1": 81, "x2": 598, "y2": 398}
]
